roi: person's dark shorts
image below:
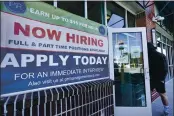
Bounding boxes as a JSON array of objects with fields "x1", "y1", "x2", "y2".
[{"x1": 150, "y1": 79, "x2": 166, "y2": 93}]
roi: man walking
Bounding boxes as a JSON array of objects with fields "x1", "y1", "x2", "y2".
[{"x1": 147, "y1": 43, "x2": 169, "y2": 115}]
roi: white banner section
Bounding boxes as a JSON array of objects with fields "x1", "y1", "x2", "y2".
[{"x1": 1, "y1": 12, "x2": 108, "y2": 55}]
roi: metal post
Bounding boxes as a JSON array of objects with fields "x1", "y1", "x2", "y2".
[
  {"x1": 54, "y1": 0, "x2": 57, "y2": 7},
  {"x1": 152, "y1": 29, "x2": 157, "y2": 47},
  {"x1": 125, "y1": 10, "x2": 128, "y2": 27},
  {"x1": 104, "y1": 0, "x2": 107, "y2": 26},
  {"x1": 85, "y1": 0, "x2": 88, "y2": 18}
]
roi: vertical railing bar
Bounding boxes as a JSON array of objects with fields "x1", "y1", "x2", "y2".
[
  {"x1": 78, "y1": 95, "x2": 80, "y2": 116},
  {"x1": 74, "y1": 95, "x2": 76, "y2": 116},
  {"x1": 4, "y1": 96, "x2": 10, "y2": 116},
  {"x1": 94, "y1": 81, "x2": 99, "y2": 113},
  {"x1": 50, "y1": 89, "x2": 53, "y2": 102},
  {"x1": 108, "y1": 83, "x2": 110, "y2": 116},
  {"x1": 73, "y1": 85, "x2": 79, "y2": 116},
  {"x1": 65, "y1": 86, "x2": 69, "y2": 97},
  {"x1": 65, "y1": 86, "x2": 69, "y2": 116},
  {"x1": 50, "y1": 89, "x2": 53, "y2": 116},
  {"x1": 91, "y1": 82, "x2": 95, "y2": 114},
  {"x1": 65, "y1": 97, "x2": 67, "y2": 116},
  {"x1": 30, "y1": 92, "x2": 33, "y2": 116},
  {"x1": 22, "y1": 94, "x2": 26, "y2": 116},
  {"x1": 94, "y1": 81, "x2": 99, "y2": 115},
  {"x1": 55, "y1": 88, "x2": 59, "y2": 115},
  {"x1": 44, "y1": 90, "x2": 47, "y2": 116},
  {"x1": 70, "y1": 96, "x2": 72, "y2": 116},
  {"x1": 55, "y1": 88, "x2": 59, "y2": 100},
  {"x1": 82, "y1": 83, "x2": 86, "y2": 116},
  {"x1": 50, "y1": 101, "x2": 52, "y2": 116},
  {"x1": 86, "y1": 83, "x2": 90, "y2": 115},
  {"x1": 55, "y1": 100, "x2": 57, "y2": 115},
  {"x1": 73, "y1": 84, "x2": 78, "y2": 95},
  {"x1": 102, "y1": 83, "x2": 105, "y2": 111},
  {"x1": 70, "y1": 86, "x2": 74, "y2": 96},
  {"x1": 37, "y1": 91, "x2": 40, "y2": 116},
  {"x1": 60, "y1": 87, "x2": 65, "y2": 98},
  {"x1": 81, "y1": 84, "x2": 86, "y2": 116},
  {"x1": 77, "y1": 84, "x2": 82, "y2": 116},
  {"x1": 60, "y1": 99, "x2": 63, "y2": 116},
  {"x1": 14, "y1": 95, "x2": 19, "y2": 116},
  {"x1": 104, "y1": 82, "x2": 107, "y2": 108}
]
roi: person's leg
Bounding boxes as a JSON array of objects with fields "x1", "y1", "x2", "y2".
[
  {"x1": 159, "y1": 93, "x2": 169, "y2": 106},
  {"x1": 156, "y1": 81, "x2": 169, "y2": 114},
  {"x1": 160, "y1": 93, "x2": 170, "y2": 115}
]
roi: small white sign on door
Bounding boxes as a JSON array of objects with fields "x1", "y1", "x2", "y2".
[
  {"x1": 115, "y1": 44, "x2": 129, "y2": 63},
  {"x1": 131, "y1": 46, "x2": 141, "y2": 58}
]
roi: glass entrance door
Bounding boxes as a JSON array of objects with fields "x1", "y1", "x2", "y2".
[{"x1": 108, "y1": 27, "x2": 152, "y2": 116}]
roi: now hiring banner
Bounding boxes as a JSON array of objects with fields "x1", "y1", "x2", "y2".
[{"x1": 0, "y1": 1, "x2": 109, "y2": 96}]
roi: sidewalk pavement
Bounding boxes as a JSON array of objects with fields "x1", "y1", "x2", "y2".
[{"x1": 152, "y1": 78, "x2": 173, "y2": 116}]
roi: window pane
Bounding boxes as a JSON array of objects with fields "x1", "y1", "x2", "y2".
[
  {"x1": 112, "y1": 32, "x2": 147, "y2": 107},
  {"x1": 44, "y1": 1, "x2": 54, "y2": 6},
  {"x1": 167, "y1": 46, "x2": 171, "y2": 65},
  {"x1": 167, "y1": 39, "x2": 170, "y2": 45},
  {"x1": 87, "y1": 1, "x2": 104, "y2": 24},
  {"x1": 156, "y1": 32, "x2": 161, "y2": 41},
  {"x1": 170, "y1": 47, "x2": 173, "y2": 65},
  {"x1": 107, "y1": 2, "x2": 125, "y2": 28},
  {"x1": 170, "y1": 40, "x2": 173, "y2": 46},
  {"x1": 127, "y1": 11, "x2": 135, "y2": 27},
  {"x1": 57, "y1": 1, "x2": 84, "y2": 17},
  {"x1": 167, "y1": 46, "x2": 170, "y2": 65},
  {"x1": 163, "y1": 44, "x2": 167, "y2": 56},
  {"x1": 157, "y1": 41, "x2": 162, "y2": 53},
  {"x1": 161, "y1": 35, "x2": 166, "y2": 43}
]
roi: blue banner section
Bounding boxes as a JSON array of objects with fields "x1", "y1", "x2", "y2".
[{"x1": 1, "y1": 48, "x2": 109, "y2": 95}]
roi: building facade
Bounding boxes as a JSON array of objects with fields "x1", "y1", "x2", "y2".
[
  {"x1": 1, "y1": 1, "x2": 173, "y2": 116},
  {"x1": 45, "y1": 1, "x2": 173, "y2": 81},
  {"x1": 44, "y1": 0, "x2": 174, "y2": 102}
]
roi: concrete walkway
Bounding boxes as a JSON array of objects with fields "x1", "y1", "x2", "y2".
[{"x1": 152, "y1": 79, "x2": 173, "y2": 116}]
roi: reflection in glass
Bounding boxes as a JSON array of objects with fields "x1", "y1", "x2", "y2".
[
  {"x1": 57, "y1": 1, "x2": 84, "y2": 17},
  {"x1": 87, "y1": 1, "x2": 104, "y2": 24},
  {"x1": 113, "y1": 32, "x2": 146, "y2": 107},
  {"x1": 107, "y1": 2, "x2": 125, "y2": 28}
]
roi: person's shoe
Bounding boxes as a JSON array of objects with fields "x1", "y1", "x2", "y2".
[{"x1": 163, "y1": 106, "x2": 169, "y2": 116}]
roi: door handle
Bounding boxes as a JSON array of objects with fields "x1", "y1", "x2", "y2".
[{"x1": 144, "y1": 68, "x2": 150, "y2": 80}]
